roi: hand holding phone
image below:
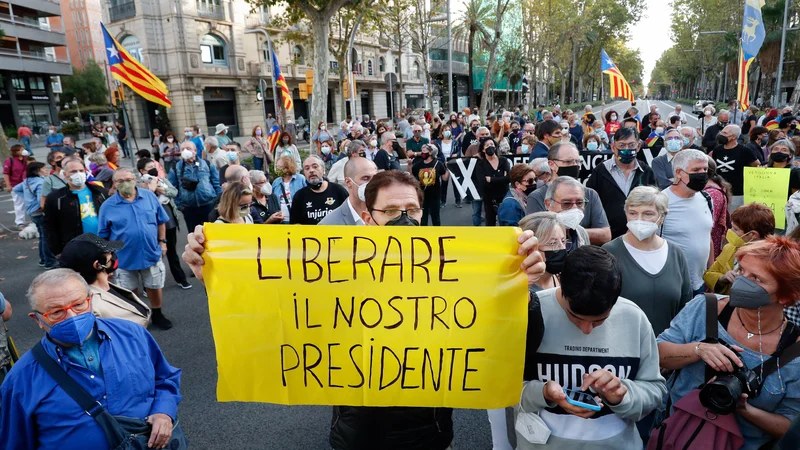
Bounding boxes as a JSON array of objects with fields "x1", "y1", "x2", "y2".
[
  {"x1": 581, "y1": 369, "x2": 628, "y2": 406},
  {"x1": 542, "y1": 381, "x2": 602, "y2": 419},
  {"x1": 563, "y1": 388, "x2": 602, "y2": 411}
]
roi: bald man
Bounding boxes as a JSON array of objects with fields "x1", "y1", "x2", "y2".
[{"x1": 319, "y1": 157, "x2": 378, "y2": 225}]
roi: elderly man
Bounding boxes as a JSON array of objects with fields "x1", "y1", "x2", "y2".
[
  {"x1": 405, "y1": 123, "x2": 429, "y2": 154},
  {"x1": 214, "y1": 123, "x2": 231, "y2": 147},
  {"x1": 669, "y1": 105, "x2": 687, "y2": 124},
  {"x1": 651, "y1": 128, "x2": 685, "y2": 189},
  {"x1": 289, "y1": 156, "x2": 348, "y2": 224},
  {"x1": 205, "y1": 136, "x2": 227, "y2": 169},
  {"x1": 464, "y1": 126, "x2": 491, "y2": 157},
  {"x1": 60, "y1": 136, "x2": 78, "y2": 157},
  {"x1": 320, "y1": 157, "x2": 378, "y2": 225},
  {"x1": 529, "y1": 157, "x2": 552, "y2": 185},
  {"x1": 526, "y1": 142, "x2": 612, "y2": 245},
  {"x1": 641, "y1": 104, "x2": 658, "y2": 126},
  {"x1": 587, "y1": 127, "x2": 655, "y2": 239},
  {"x1": 0, "y1": 269, "x2": 183, "y2": 450},
  {"x1": 181, "y1": 170, "x2": 547, "y2": 450},
  {"x1": 661, "y1": 149, "x2": 714, "y2": 296},
  {"x1": 98, "y1": 168, "x2": 172, "y2": 330},
  {"x1": 544, "y1": 176, "x2": 590, "y2": 250},
  {"x1": 710, "y1": 124, "x2": 759, "y2": 210},
  {"x1": 249, "y1": 170, "x2": 284, "y2": 224},
  {"x1": 45, "y1": 125, "x2": 64, "y2": 151},
  {"x1": 701, "y1": 109, "x2": 731, "y2": 150},
  {"x1": 329, "y1": 140, "x2": 366, "y2": 184},
  {"x1": 44, "y1": 157, "x2": 108, "y2": 257}
]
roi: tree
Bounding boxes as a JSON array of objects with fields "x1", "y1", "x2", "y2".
[
  {"x1": 250, "y1": 0, "x2": 363, "y2": 129},
  {"x1": 478, "y1": 0, "x2": 513, "y2": 117},
  {"x1": 61, "y1": 60, "x2": 108, "y2": 106},
  {"x1": 454, "y1": 0, "x2": 493, "y2": 108},
  {"x1": 408, "y1": 0, "x2": 441, "y2": 111},
  {"x1": 499, "y1": 43, "x2": 525, "y2": 107}
]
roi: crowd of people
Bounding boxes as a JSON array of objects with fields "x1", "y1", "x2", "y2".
[{"x1": 3, "y1": 100, "x2": 800, "y2": 449}]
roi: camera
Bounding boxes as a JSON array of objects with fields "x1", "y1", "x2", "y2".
[{"x1": 699, "y1": 340, "x2": 761, "y2": 415}]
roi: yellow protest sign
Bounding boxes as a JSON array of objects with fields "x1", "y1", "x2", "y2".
[
  {"x1": 203, "y1": 224, "x2": 528, "y2": 409},
  {"x1": 744, "y1": 167, "x2": 791, "y2": 229}
]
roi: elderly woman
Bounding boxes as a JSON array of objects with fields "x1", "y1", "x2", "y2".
[
  {"x1": 529, "y1": 157, "x2": 552, "y2": 187},
  {"x1": 104, "y1": 145, "x2": 120, "y2": 170},
  {"x1": 705, "y1": 203, "x2": 774, "y2": 294},
  {"x1": 659, "y1": 237, "x2": 800, "y2": 450},
  {"x1": 249, "y1": 170, "x2": 284, "y2": 224},
  {"x1": 89, "y1": 152, "x2": 115, "y2": 184},
  {"x1": 602, "y1": 186, "x2": 693, "y2": 336},
  {"x1": 214, "y1": 182, "x2": 254, "y2": 224},
  {"x1": 271, "y1": 155, "x2": 307, "y2": 224},
  {"x1": 498, "y1": 164, "x2": 536, "y2": 226},
  {"x1": 582, "y1": 132, "x2": 604, "y2": 152}
]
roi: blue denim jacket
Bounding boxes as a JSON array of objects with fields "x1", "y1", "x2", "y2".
[
  {"x1": 168, "y1": 159, "x2": 222, "y2": 209},
  {"x1": 12, "y1": 176, "x2": 44, "y2": 217}
]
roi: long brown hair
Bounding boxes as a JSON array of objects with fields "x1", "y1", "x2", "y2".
[{"x1": 706, "y1": 156, "x2": 732, "y2": 203}]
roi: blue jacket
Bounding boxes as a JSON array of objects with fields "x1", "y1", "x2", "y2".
[
  {"x1": 168, "y1": 159, "x2": 222, "y2": 209},
  {"x1": 433, "y1": 139, "x2": 462, "y2": 163},
  {"x1": 529, "y1": 141, "x2": 550, "y2": 162},
  {"x1": 271, "y1": 174, "x2": 307, "y2": 200},
  {"x1": 0, "y1": 318, "x2": 182, "y2": 450},
  {"x1": 12, "y1": 176, "x2": 43, "y2": 217},
  {"x1": 498, "y1": 190, "x2": 526, "y2": 226}
]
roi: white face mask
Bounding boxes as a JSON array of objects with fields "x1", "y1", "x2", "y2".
[
  {"x1": 69, "y1": 171, "x2": 87, "y2": 187},
  {"x1": 167, "y1": 137, "x2": 174, "y2": 143},
  {"x1": 704, "y1": 110, "x2": 712, "y2": 116},
  {"x1": 627, "y1": 219, "x2": 660, "y2": 241},
  {"x1": 260, "y1": 184, "x2": 273, "y2": 196},
  {"x1": 369, "y1": 140, "x2": 378, "y2": 147},
  {"x1": 610, "y1": 115, "x2": 617, "y2": 121},
  {"x1": 181, "y1": 149, "x2": 194, "y2": 160},
  {"x1": 556, "y1": 208, "x2": 584, "y2": 230},
  {"x1": 655, "y1": 127, "x2": 664, "y2": 135},
  {"x1": 357, "y1": 181, "x2": 368, "y2": 202}
]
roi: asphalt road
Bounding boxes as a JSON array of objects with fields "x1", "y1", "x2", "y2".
[{"x1": 0, "y1": 187, "x2": 490, "y2": 450}]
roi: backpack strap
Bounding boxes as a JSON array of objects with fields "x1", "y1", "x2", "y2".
[
  {"x1": 757, "y1": 340, "x2": 800, "y2": 381},
  {"x1": 700, "y1": 190, "x2": 714, "y2": 214}
]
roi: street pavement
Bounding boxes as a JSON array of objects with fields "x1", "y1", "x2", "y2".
[{"x1": 0, "y1": 187, "x2": 490, "y2": 449}]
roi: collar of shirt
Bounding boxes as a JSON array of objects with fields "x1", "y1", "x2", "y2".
[
  {"x1": 63, "y1": 325, "x2": 103, "y2": 376},
  {"x1": 347, "y1": 198, "x2": 365, "y2": 225},
  {"x1": 666, "y1": 152, "x2": 675, "y2": 163}
]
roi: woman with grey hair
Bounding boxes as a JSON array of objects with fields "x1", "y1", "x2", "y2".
[
  {"x1": 519, "y1": 211, "x2": 567, "y2": 292},
  {"x1": 602, "y1": 186, "x2": 693, "y2": 337},
  {"x1": 88, "y1": 152, "x2": 115, "y2": 184}
]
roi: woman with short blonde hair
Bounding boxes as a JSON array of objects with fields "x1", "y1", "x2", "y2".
[{"x1": 215, "y1": 182, "x2": 254, "y2": 224}]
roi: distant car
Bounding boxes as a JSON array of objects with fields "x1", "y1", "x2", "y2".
[{"x1": 693, "y1": 99, "x2": 715, "y2": 114}]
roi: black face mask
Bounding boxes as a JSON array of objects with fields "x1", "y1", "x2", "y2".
[
  {"x1": 523, "y1": 185, "x2": 536, "y2": 196},
  {"x1": 147, "y1": 168, "x2": 159, "y2": 177},
  {"x1": 716, "y1": 134, "x2": 729, "y2": 146},
  {"x1": 485, "y1": 147, "x2": 496, "y2": 157},
  {"x1": 544, "y1": 249, "x2": 568, "y2": 275},
  {"x1": 309, "y1": 179, "x2": 323, "y2": 190},
  {"x1": 717, "y1": 121, "x2": 729, "y2": 128},
  {"x1": 557, "y1": 165, "x2": 580, "y2": 179},
  {"x1": 98, "y1": 253, "x2": 119, "y2": 274},
  {"x1": 771, "y1": 152, "x2": 790, "y2": 163},
  {"x1": 55, "y1": 160, "x2": 63, "y2": 168},
  {"x1": 383, "y1": 211, "x2": 420, "y2": 226},
  {"x1": 685, "y1": 172, "x2": 709, "y2": 191},
  {"x1": 471, "y1": 126, "x2": 479, "y2": 133},
  {"x1": 392, "y1": 142, "x2": 403, "y2": 154}
]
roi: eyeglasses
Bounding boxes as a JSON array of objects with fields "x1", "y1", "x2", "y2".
[
  {"x1": 665, "y1": 136, "x2": 682, "y2": 142},
  {"x1": 371, "y1": 208, "x2": 423, "y2": 219},
  {"x1": 554, "y1": 158, "x2": 581, "y2": 166},
  {"x1": 521, "y1": 178, "x2": 536, "y2": 186},
  {"x1": 37, "y1": 295, "x2": 93, "y2": 322},
  {"x1": 552, "y1": 198, "x2": 587, "y2": 209},
  {"x1": 616, "y1": 143, "x2": 639, "y2": 150}
]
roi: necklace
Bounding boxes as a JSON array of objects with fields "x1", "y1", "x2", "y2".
[{"x1": 737, "y1": 308, "x2": 785, "y2": 339}]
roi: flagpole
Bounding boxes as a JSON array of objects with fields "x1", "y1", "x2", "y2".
[
  {"x1": 265, "y1": 35, "x2": 283, "y2": 128},
  {"x1": 116, "y1": 83, "x2": 138, "y2": 168}
]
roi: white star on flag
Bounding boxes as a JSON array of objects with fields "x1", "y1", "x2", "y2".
[
  {"x1": 107, "y1": 46, "x2": 119, "y2": 60},
  {"x1": 605, "y1": 58, "x2": 614, "y2": 67}
]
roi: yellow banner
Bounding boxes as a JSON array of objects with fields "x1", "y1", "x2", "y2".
[
  {"x1": 744, "y1": 167, "x2": 791, "y2": 229},
  {"x1": 203, "y1": 224, "x2": 528, "y2": 409}
]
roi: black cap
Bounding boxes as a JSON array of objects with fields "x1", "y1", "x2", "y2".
[{"x1": 59, "y1": 233, "x2": 123, "y2": 271}]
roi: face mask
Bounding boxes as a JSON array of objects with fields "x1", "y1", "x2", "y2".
[
  {"x1": 98, "y1": 253, "x2": 119, "y2": 273},
  {"x1": 544, "y1": 249, "x2": 567, "y2": 275},
  {"x1": 227, "y1": 152, "x2": 238, "y2": 163},
  {"x1": 42, "y1": 311, "x2": 96, "y2": 346},
  {"x1": 256, "y1": 130, "x2": 262, "y2": 136},
  {"x1": 729, "y1": 276, "x2": 773, "y2": 310},
  {"x1": 257, "y1": 183, "x2": 273, "y2": 196},
  {"x1": 586, "y1": 141, "x2": 599, "y2": 151},
  {"x1": 666, "y1": 139, "x2": 682, "y2": 153},
  {"x1": 48, "y1": 129, "x2": 55, "y2": 135},
  {"x1": 443, "y1": 131, "x2": 451, "y2": 138},
  {"x1": 147, "y1": 168, "x2": 159, "y2": 177},
  {"x1": 523, "y1": 184, "x2": 536, "y2": 196},
  {"x1": 117, "y1": 181, "x2": 136, "y2": 196},
  {"x1": 761, "y1": 136, "x2": 770, "y2": 146},
  {"x1": 384, "y1": 211, "x2": 420, "y2": 226},
  {"x1": 717, "y1": 121, "x2": 729, "y2": 128},
  {"x1": 627, "y1": 219, "x2": 660, "y2": 240},
  {"x1": 561, "y1": 128, "x2": 569, "y2": 134},
  {"x1": 185, "y1": 131, "x2": 193, "y2": 137},
  {"x1": 181, "y1": 149, "x2": 194, "y2": 160},
  {"x1": 618, "y1": 149, "x2": 636, "y2": 164},
  {"x1": 655, "y1": 127, "x2": 664, "y2": 135},
  {"x1": 392, "y1": 141, "x2": 403, "y2": 154},
  {"x1": 471, "y1": 126, "x2": 479, "y2": 133},
  {"x1": 771, "y1": 152, "x2": 790, "y2": 162},
  {"x1": 684, "y1": 172, "x2": 708, "y2": 191},
  {"x1": 704, "y1": 110, "x2": 712, "y2": 116},
  {"x1": 557, "y1": 164, "x2": 580, "y2": 179},
  {"x1": 282, "y1": 138, "x2": 289, "y2": 144},
  {"x1": 321, "y1": 146, "x2": 331, "y2": 155},
  {"x1": 717, "y1": 134, "x2": 729, "y2": 146},
  {"x1": 610, "y1": 115, "x2": 617, "y2": 121},
  {"x1": 321, "y1": 125, "x2": 327, "y2": 130},
  {"x1": 521, "y1": 144, "x2": 530, "y2": 154},
  {"x1": 484, "y1": 147, "x2": 496, "y2": 157},
  {"x1": 309, "y1": 179, "x2": 323, "y2": 190},
  {"x1": 421, "y1": 152, "x2": 431, "y2": 159},
  {"x1": 726, "y1": 228, "x2": 753, "y2": 248},
  {"x1": 107, "y1": 127, "x2": 113, "y2": 132},
  {"x1": 369, "y1": 140, "x2": 378, "y2": 147},
  {"x1": 167, "y1": 137, "x2": 174, "y2": 143},
  {"x1": 56, "y1": 159, "x2": 63, "y2": 168},
  {"x1": 238, "y1": 206, "x2": 250, "y2": 218},
  {"x1": 556, "y1": 208, "x2": 584, "y2": 229},
  {"x1": 69, "y1": 172, "x2": 87, "y2": 187},
  {"x1": 682, "y1": 136, "x2": 692, "y2": 147}
]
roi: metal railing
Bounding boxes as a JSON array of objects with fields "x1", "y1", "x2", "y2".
[
  {"x1": 245, "y1": 13, "x2": 268, "y2": 28},
  {"x1": 197, "y1": 2, "x2": 225, "y2": 20},
  {"x1": 109, "y1": 1, "x2": 136, "y2": 22},
  {"x1": 0, "y1": 47, "x2": 70, "y2": 63},
  {"x1": 0, "y1": 13, "x2": 65, "y2": 33}
]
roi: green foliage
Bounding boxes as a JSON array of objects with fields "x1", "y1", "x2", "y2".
[
  {"x1": 154, "y1": 105, "x2": 171, "y2": 132},
  {"x1": 60, "y1": 122, "x2": 81, "y2": 137},
  {"x1": 61, "y1": 60, "x2": 109, "y2": 106},
  {"x1": 4, "y1": 125, "x2": 17, "y2": 139},
  {"x1": 57, "y1": 105, "x2": 117, "y2": 121}
]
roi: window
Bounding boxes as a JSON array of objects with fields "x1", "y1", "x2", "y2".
[
  {"x1": 379, "y1": 57, "x2": 385, "y2": 72},
  {"x1": 368, "y1": 60, "x2": 373, "y2": 76},
  {"x1": 75, "y1": 30, "x2": 81, "y2": 45},
  {"x1": 120, "y1": 34, "x2": 143, "y2": 62},
  {"x1": 292, "y1": 45, "x2": 304, "y2": 65},
  {"x1": 394, "y1": 58, "x2": 399, "y2": 73},
  {"x1": 200, "y1": 34, "x2": 226, "y2": 66},
  {"x1": 413, "y1": 61, "x2": 420, "y2": 80},
  {"x1": 12, "y1": 77, "x2": 26, "y2": 92},
  {"x1": 31, "y1": 77, "x2": 45, "y2": 90}
]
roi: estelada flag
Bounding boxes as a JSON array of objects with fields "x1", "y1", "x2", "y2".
[
  {"x1": 269, "y1": 42, "x2": 293, "y2": 111},
  {"x1": 765, "y1": 119, "x2": 780, "y2": 130},
  {"x1": 267, "y1": 124, "x2": 281, "y2": 151},
  {"x1": 101, "y1": 23, "x2": 171, "y2": 108},
  {"x1": 601, "y1": 48, "x2": 635, "y2": 102}
]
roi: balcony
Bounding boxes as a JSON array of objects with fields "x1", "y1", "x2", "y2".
[
  {"x1": 8, "y1": 0, "x2": 61, "y2": 17},
  {"x1": 109, "y1": 1, "x2": 136, "y2": 22},
  {"x1": 197, "y1": 2, "x2": 225, "y2": 20},
  {"x1": 245, "y1": 13, "x2": 268, "y2": 28},
  {"x1": 0, "y1": 14, "x2": 67, "y2": 47},
  {"x1": 0, "y1": 47, "x2": 72, "y2": 75}
]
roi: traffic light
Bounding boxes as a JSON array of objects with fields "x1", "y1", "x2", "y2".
[{"x1": 112, "y1": 86, "x2": 125, "y2": 106}]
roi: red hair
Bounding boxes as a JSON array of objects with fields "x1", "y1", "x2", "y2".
[{"x1": 736, "y1": 237, "x2": 800, "y2": 303}]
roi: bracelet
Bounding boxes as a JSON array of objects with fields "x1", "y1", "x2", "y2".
[{"x1": 695, "y1": 343, "x2": 702, "y2": 356}]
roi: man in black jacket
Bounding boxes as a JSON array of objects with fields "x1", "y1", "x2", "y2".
[
  {"x1": 701, "y1": 109, "x2": 730, "y2": 151},
  {"x1": 43, "y1": 157, "x2": 108, "y2": 256},
  {"x1": 586, "y1": 127, "x2": 656, "y2": 239}
]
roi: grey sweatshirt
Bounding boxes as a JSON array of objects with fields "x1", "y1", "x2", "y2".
[{"x1": 516, "y1": 288, "x2": 666, "y2": 450}]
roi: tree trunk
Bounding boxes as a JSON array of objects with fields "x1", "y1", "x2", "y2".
[
  {"x1": 311, "y1": 17, "x2": 331, "y2": 127},
  {"x1": 468, "y1": 29, "x2": 475, "y2": 108},
  {"x1": 505, "y1": 79, "x2": 510, "y2": 108},
  {"x1": 789, "y1": 68, "x2": 800, "y2": 108},
  {"x1": 338, "y1": 55, "x2": 347, "y2": 122},
  {"x1": 560, "y1": 77, "x2": 566, "y2": 105}
]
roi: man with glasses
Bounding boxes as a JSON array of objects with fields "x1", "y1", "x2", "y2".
[
  {"x1": 526, "y1": 142, "x2": 612, "y2": 245},
  {"x1": 98, "y1": 168, "x2": 173, "y2": 330},
  {"x1": 0, "y1": 269, "x2": 183, "y2": 449},
  {"x1": 587, "y1": 128, "x2": 655, "y2": 239},
  {"x1": 406, "y1": 124, "x2": 429, "y2": 155},
  {"x1": 544, "y1": 176, "x2": 590, "y2": 250},
  {"x1": 651, "y1": 128, "x2": 684, "y2": 189}
]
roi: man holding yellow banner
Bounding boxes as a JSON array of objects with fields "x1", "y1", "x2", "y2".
[{"x1": 183, "y1": 170, "x2": 546, "y2": 450}]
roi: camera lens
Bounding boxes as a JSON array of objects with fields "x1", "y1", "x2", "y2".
[{"x1": 700, "y1": 375, "x2": 742, "y2": 415}]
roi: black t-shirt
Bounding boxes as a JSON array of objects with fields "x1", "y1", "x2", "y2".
[
  {"x1": 461, "y1": 131, "x2": 479, "y2": 148},
  {"x1": 742, "y1": 114, "x2": 757, "y2": 134},
  {"x1": 412, "y1": 158, "x2": 446, "y2": 198},
  {"x1": 710, "y1": 144, "x2": 757, "y2": 195},
  {"x1": 509, "y1": 131, "x2": 523, "y2": 152},
  {"x1": 289, "y1": 182, "x2": 348, "y2": 224},
  {"x1": 374, "y1": 149, "x2": 392, "y2": 170}
]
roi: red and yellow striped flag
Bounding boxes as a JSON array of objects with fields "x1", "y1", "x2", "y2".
[
  {"x1": 270, "y1": 43, "x2": 293, "y2": 111},
  {"x1": 101, "y1": 23, "x2": 171, "y2": 107},
  {"x1": 601, "y1": 49, "x2": 635, "y2": 102}
]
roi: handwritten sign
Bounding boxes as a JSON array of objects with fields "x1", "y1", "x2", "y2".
[
  {"x1": 203, "y1": 224, "x2": 528, "y2": 409},
  {"x1": 744, "y1": 167, "x2": 791, "y2": 229}
]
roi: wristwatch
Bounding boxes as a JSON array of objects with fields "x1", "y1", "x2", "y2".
[{"x1": 158, "y1": 239, "x2": 167, "y2": 244}]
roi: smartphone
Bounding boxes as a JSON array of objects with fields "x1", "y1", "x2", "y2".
[{"x1": 563, "y1": 388, "x2": 602, "y2": 411}]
